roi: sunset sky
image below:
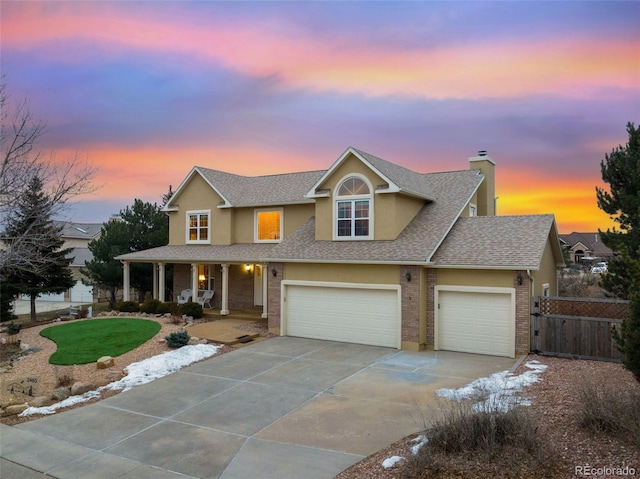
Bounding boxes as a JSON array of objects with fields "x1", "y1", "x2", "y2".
[{"x1": 2, "y1": 1, "x2": 638, "y2": 234}]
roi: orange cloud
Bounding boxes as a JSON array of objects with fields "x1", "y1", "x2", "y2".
[
  {"x1": 4, "y1": 4, "x2": 637, "y2": 100},
  {"x1": 496, "y1": 170, "x2": 617, "y2": 233}
]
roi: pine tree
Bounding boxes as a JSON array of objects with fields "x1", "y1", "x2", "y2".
[
  {"x1": 1, "y1": 176, "x2": 74, "y2": 321},
  {"x1": 596, "y1": 122, "x2": 640, "y2": 381},
  {"x1": 82, "y1": 218, "x2": 131, "y2": 309}
]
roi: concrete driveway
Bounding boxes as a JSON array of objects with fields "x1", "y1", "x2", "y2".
[{"x1": 0, "y1": 337, "x2": 518, "y2": 479}]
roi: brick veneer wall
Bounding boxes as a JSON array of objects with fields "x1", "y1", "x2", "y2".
[
  {"x1": 267, "y1": 263, "x2": 283, "y2": 333},
  {"x1": 400, "y1": 265, "x2": 421, "y2": 346},
  {"x1": 514, "y1": 270, "x2": 530, "y2": 355},
  {"x1": 425, "y1": 268, "x2": 437, "y2": 348}
]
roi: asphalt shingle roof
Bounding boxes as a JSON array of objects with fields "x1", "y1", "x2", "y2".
[
  {"x1": 431, "y1": 214, "x2": 557, "y2": 269},
  {"x1": 352, "y1": 148, "x2": 438, "y2": 200},
  {"x1": 116, "y1": 243, "x2": 280, "y2": 263},
  {"x1": 196, "y1": 168, "x2": 325, "y2": 207}
]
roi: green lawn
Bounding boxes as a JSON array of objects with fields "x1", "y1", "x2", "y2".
[{"x1": 40, "y1": 318, "x2": 162, "y2": 365}]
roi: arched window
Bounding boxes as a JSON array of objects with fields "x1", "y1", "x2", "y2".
[{"x1": 335, "y1": 175, "x2": 372, "y2": 239}]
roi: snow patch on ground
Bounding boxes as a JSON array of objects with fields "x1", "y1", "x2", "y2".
[
  {"x1": 381, "y1": 456, "x2": 405, "y2": 469},
  {"x1": 436, "y1": 360, "x2": 548, "y2": 412},
  {"x1": 20, "y1": 344, "x2": 221, "y2": 416},
  {"x1": 410, "y1": 434, "x2": 429, "y2": 455},
  {"x1": 380, "y1": 360, "x2": 548, "y2": 468}
]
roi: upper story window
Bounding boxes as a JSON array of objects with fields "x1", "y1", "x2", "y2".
[
  {"x1": 469, "y1": 204, "x2": 477, "y2": 217},
  {"x1": 335, "y1": 175, "x2": 372, "y2": 240},
  {"x1": 187, "y1": 210, "x2": 210, "y2": 244},
  {"x1": 255, "y1": 209, "x2": 282, "y2": 243}
]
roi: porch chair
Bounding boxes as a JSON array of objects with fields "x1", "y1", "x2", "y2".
[
  {"x1": 177, "y1": 289, "x2": 192, "y2": 304},
  {"x1": 197, "y1": 290, "x2": 214, "y2": 309}
]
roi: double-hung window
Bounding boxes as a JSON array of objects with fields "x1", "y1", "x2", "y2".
[
  {"x1": 335, "y1": 176, "x2": 372, "y2": 240},
  {"x1": 186, "y1": 210, "x2": 210, "y2": 244}
]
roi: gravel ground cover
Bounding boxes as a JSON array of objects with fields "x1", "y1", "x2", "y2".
[{"x1": 336, "y1": 355, "x2": 640, "y2": 479}]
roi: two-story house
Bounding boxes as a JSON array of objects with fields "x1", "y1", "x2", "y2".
[{"x1": 117, "y1": 147, "x2": 563, "y2": 358}]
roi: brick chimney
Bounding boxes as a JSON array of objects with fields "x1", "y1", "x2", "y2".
[{"x1": 469, "y1": 150, "x2": 496, "y2": 216}]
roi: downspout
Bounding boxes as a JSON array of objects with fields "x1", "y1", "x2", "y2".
[{"x1": 527, "y1": 269, "x2": 534, "y2": 296}]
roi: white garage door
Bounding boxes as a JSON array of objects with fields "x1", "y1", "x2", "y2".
[
  {"x1": 70, "y1": 281, "x2": 94, "y2": 303},
  {"x1": 436, "y1": 287, "x2": 515, "y2": 358},
  {"x1": 283, "y1": 282, "x2": 401, "y2": 348}
]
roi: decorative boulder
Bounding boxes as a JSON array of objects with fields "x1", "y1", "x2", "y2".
[
  {"x1": 3, "y1": 403, "x2": 29, "y2": 416},
  {"x1": 71, "y1": 382, "x2": 94, "y2": 396},
  {"x1": 51, "y1": 387, "x2": 71, "y2": 401},
  {"x1": 97, "y1": 356, "x2": 114, "y2": 369},
  {"x1": 30, "y1": 396, "x2": 50, "y2": 408}
]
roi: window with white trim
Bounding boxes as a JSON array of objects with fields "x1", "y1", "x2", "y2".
[
  {"x1": 469, "y1": 203, "x2": 477, "y2": 217},
  {"x1": 186, "y1": 210, "x2": 210, "y2": 244},
  {"x1": 335, "y1": 176, "x2": 372, "y2": 240},
  {"x1": 255, "y1": 209, "x2": 282, "y2": 242}
]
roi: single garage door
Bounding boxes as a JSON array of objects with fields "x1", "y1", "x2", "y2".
[
  {"x1": 283, "y1": 282, "x2": 401, "y2": 348},
  {"x1": 436, "y1": 287, "x2": 515, "y2": 358}
]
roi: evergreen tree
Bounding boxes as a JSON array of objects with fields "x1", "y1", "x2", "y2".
[
  {"x1": 82, "y1": 192, "x2": 170, "y2": 306},
  {"x1": 1, "y1": 176, "x2": 74, "y2": 322},
  {"x1": 596, "y1": 122, "x2": 640, "y2": 381},
  {"x1": 119, "y1": 198, "x2": 169, "y2": 301},
  {"x1": 596, "y1": 122, "x2": 640, "y2": 299},
  {"x1": 82, "y1": 218, "x2": 131, "y2": 309}
]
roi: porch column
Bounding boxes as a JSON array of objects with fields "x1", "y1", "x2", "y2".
[
  {"x1": 122, "y1": 261, "x2": 130, "y2": 301},
  {"x1": 262, "y1": 263, "x2": 268, "y2": 319},
  {"x1": 158, "y1": 262, "x2": 165, "y2": 302},
  {"x1": 153, "y1": 262, "x2": 159, "y2": 300},
  {"x1": 191, "y1": 263, "x2": 199, "y2": 301},
  {"x1": 221, "y1": 263, "x2": 229, "y2": 315}
]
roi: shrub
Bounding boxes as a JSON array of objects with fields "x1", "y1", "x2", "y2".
[
  {"x1": 7, "y1": 322, "x2": 21, "y2": 335},
  {"x1": 116, "y1": 301, "x2": 140, "y2": 313},
  {"x1": 403, "y1": 400, "x2": 559, "y2": 478},
  {"x1": 140, "y1": 298, "x2": 161, "y2": 314},
  {"x1": 156, "y1": 301, "x2": 181, "y2": 316},
  {"x1": 180, "y1": 301, "x2": 203, "y2": 319},
  {"x1": 165, "y1": 330, "x2": 190, "y2": 348},
  {"x1": 576, "y1": 376, "x2": 640, "y2": 447}
]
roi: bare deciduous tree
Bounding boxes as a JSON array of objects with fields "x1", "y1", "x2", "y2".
[{"x1": 0, "y1": 80, "x2": 98, "y2": 277}]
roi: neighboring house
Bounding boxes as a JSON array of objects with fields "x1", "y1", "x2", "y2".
[
  {"x1": 117, "y1": 147, "x2": 564, "y2": 358},
  {"x1": 34, "y1": 222, "x2": 101, "y2": 303},
  {"x1": 559, "y1": 232, "x2": 613, "y2": 264}
]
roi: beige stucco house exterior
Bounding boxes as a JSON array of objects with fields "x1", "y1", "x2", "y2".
[{"x1": 117, "y1": 147, "x2": 564, "y2": 358}]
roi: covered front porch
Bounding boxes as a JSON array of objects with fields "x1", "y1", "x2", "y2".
[{"x1": 116, "y1": 243, "x2": 280, "y2": 318}]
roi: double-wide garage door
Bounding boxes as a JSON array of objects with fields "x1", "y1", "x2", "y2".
[
  {"x1": 283, "y1": 282, "x2": 401, "y2": 348},
  {"x1": 436, "y1": 286, "x2": 515, "y2": 358}
]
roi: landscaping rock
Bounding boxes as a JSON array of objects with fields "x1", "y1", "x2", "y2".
[
  {"x1": 97, "y1": 356, "x2": 114, "y2": 369},
  {"x1": 51, "y1": 387, "x2": 71, "y2": 401},
  {"x1": 30, "y1": 396, "x2": 50, "y2": 407},
  {"x1": 71, "y1": 382, "x2": 94, "y2": 396},
  {"x1": 105, "y1": 370, "x2": 125, "y2": 382},
  {"x1": 3, "y1": 403, "x2": 29, "y2": 416},
  {"x1": 19, "y1": 342, "x2": 30, "y2": 350}
]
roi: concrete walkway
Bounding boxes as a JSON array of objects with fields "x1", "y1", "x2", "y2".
[{"x1": 0, "y1": 338, "x2": 518, "y2": 479}]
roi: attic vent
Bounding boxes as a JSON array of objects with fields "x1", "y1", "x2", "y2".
[{"x1": 477, "y1": 150, "x2": 487, "y2": 157}]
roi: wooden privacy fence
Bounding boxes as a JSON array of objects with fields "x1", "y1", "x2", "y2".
[{"x1": 530, "y1": 296, "x2": 629, "y2": 362}]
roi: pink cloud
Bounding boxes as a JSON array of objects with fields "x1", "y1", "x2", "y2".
[{"x1": 4, "y1": 3, "x2": 637, "y2": 100}]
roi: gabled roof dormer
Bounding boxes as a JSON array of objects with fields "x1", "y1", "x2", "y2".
[{"x1": 305, "y1": 147, "x2": 437, "y2": 201}]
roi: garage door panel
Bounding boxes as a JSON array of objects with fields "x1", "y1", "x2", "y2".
[
  {"x1": 437, "y1": 289, "x2": 514, "y2": 358},
  {"x1": 284, "y1": 283, "x2": 400, "y2": 348}
]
